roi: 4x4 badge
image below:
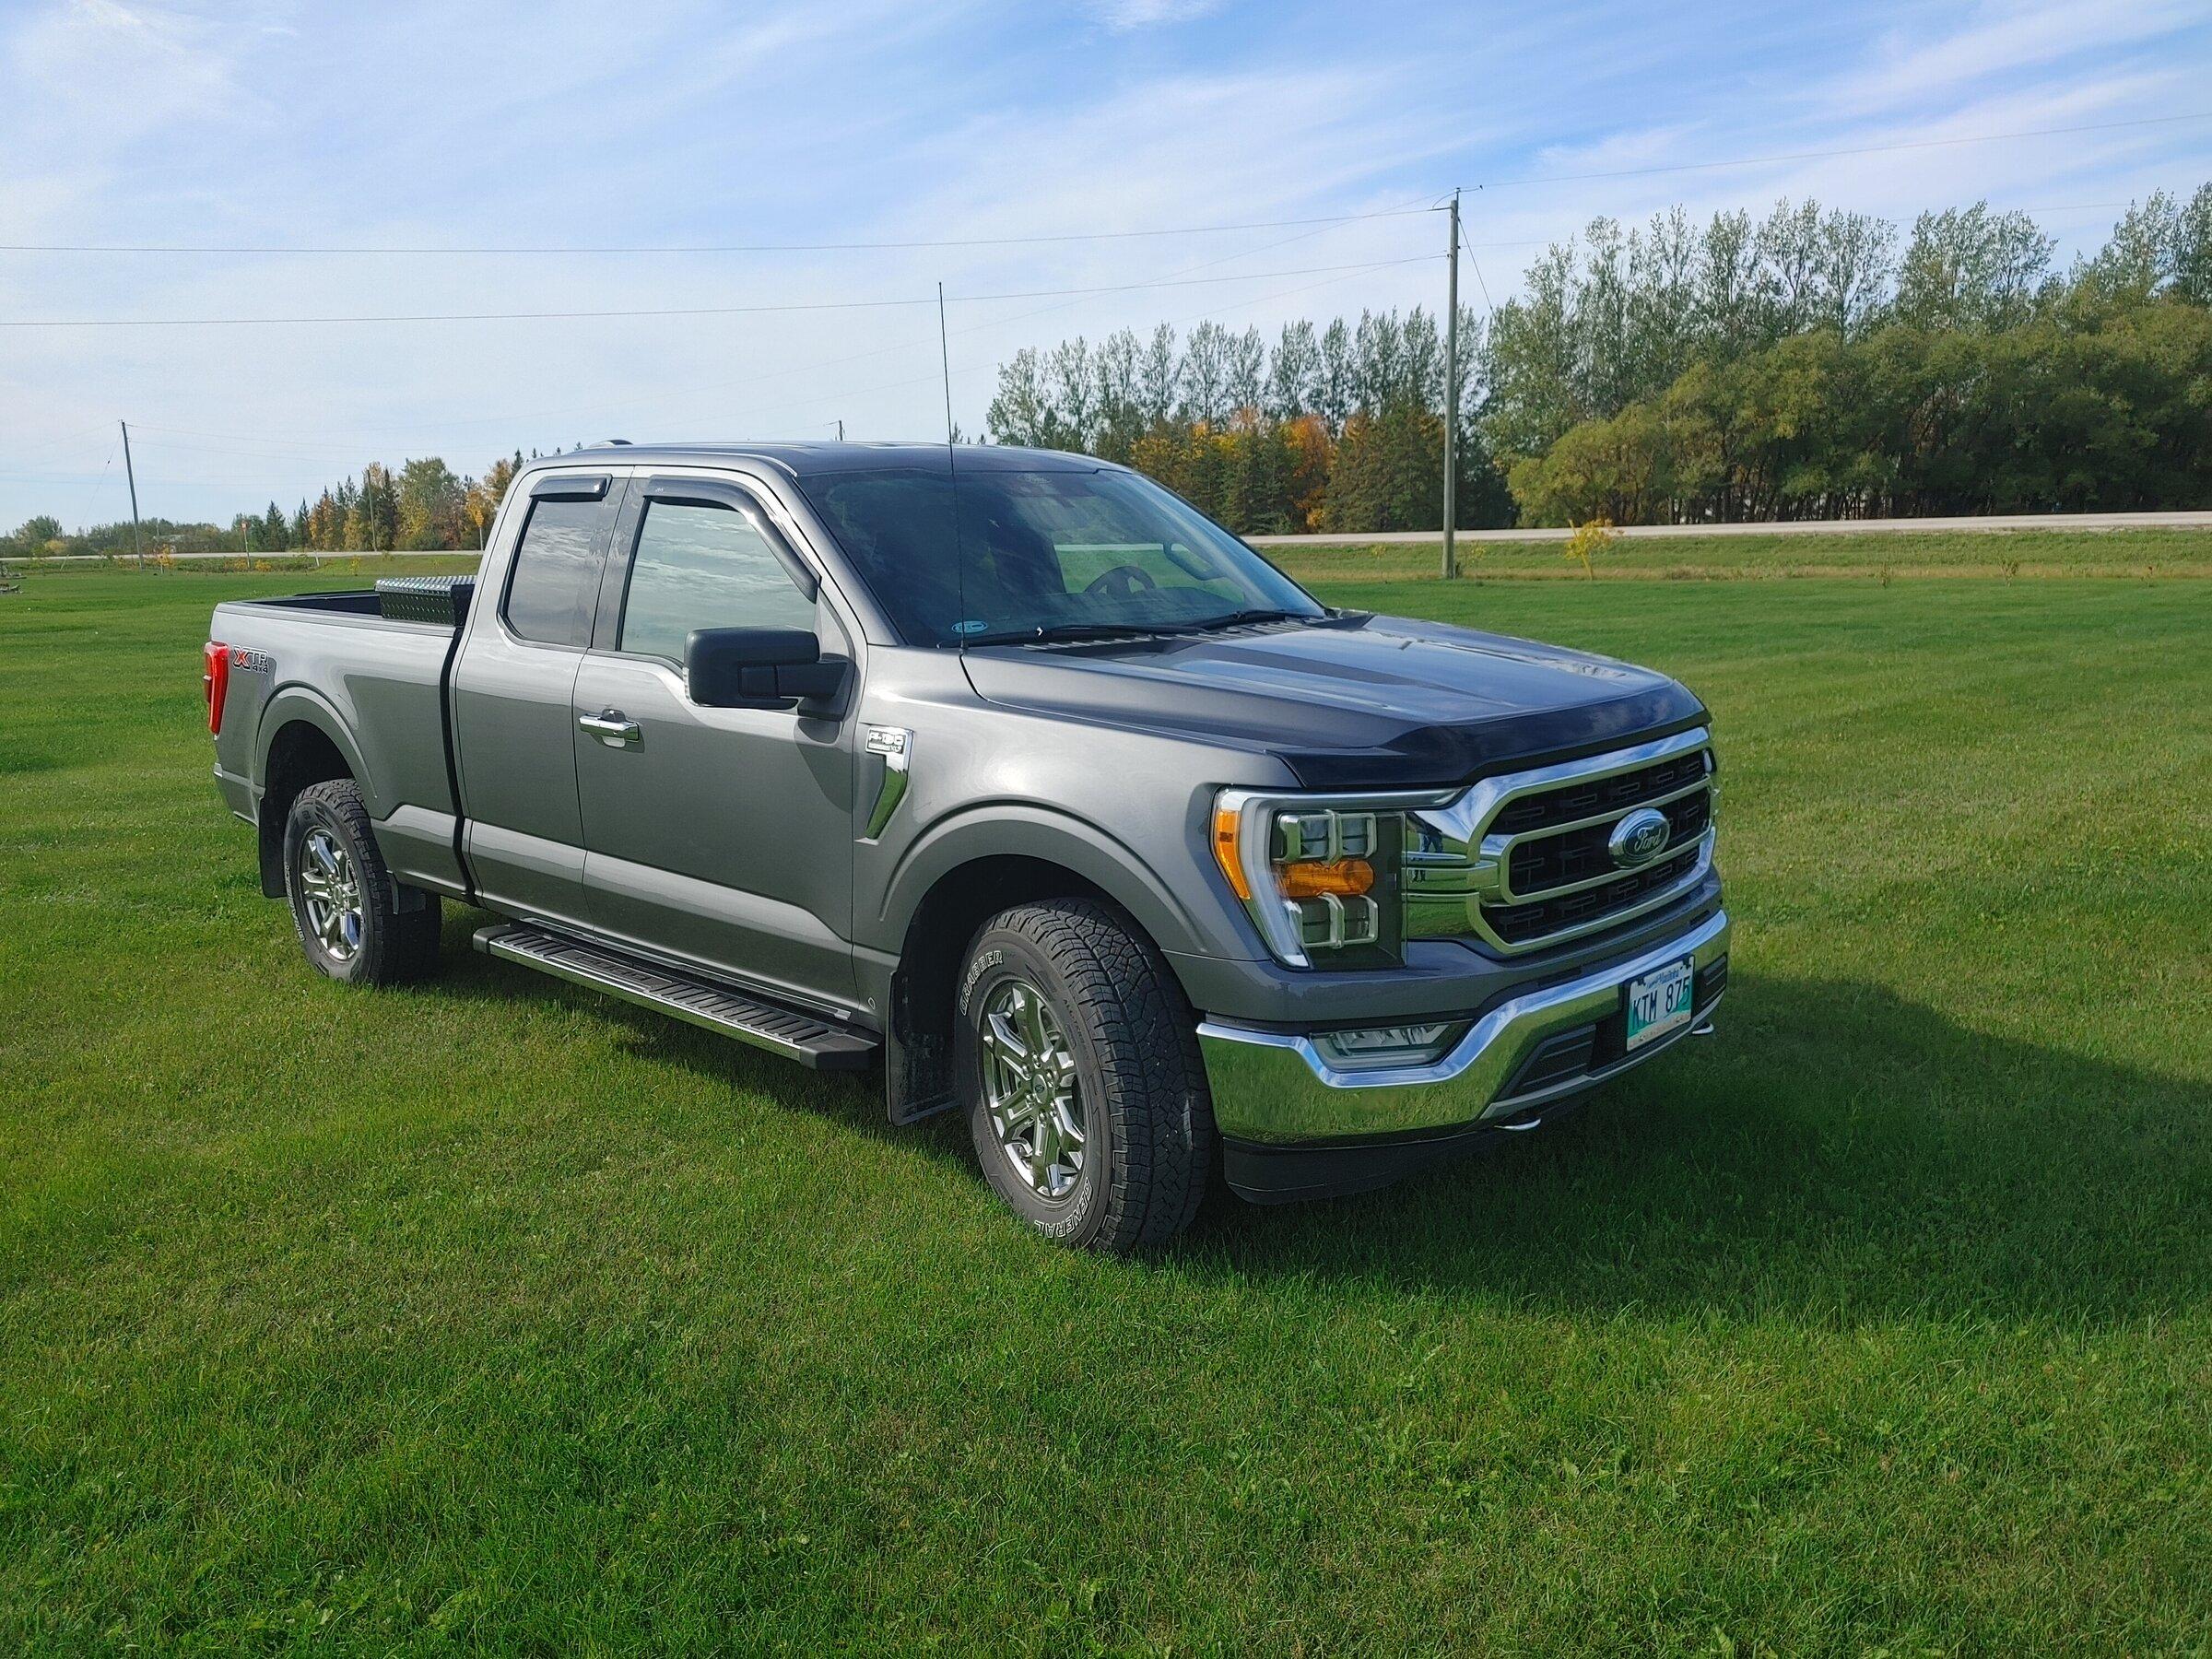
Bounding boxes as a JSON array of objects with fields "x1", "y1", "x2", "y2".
[{"x1": 863, "y1": 726, "x2": 912, "y2": 839}]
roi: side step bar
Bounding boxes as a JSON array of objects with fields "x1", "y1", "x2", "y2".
[{"x1": 473, "y1": 921, "x2": 879, "y2": 1072}]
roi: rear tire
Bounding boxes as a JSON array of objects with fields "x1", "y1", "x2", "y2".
[
  {"x1": 956, "y1": 900, "x2": 1214, "y2": 1251},
  {"x1": 282, "y1": 778, "x2": 441, "y2": 986}
]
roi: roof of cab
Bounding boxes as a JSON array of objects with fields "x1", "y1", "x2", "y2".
[{"x1": 521, "y1": 441, "x2": 1117, "y2": 479}]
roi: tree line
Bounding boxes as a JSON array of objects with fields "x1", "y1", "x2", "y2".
[
  {"x1": 9, "y1": 183, "x2": 2209, "y2": 559},
  {"x1": 984, "y1": 183, "x2": 2212, "y2": 529},
  {"x1": 7, "y1": 453, "x2": 524, "y2": 561}
]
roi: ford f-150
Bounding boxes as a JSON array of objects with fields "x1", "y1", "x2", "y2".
[{"x1": 206, "y1": 442, "x2": 1727, "y2": 1249}]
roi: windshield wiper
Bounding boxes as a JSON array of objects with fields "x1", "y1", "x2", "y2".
[
  {"x1": 959, "y1": 610, "x2": 1315, "y2": 648},
  {"x1": 1184, "y1": 608, "x2": 1312, "y2": 631},
  {"x1": 959, "y1": 620, "x2": 1200, "y2": 647}
]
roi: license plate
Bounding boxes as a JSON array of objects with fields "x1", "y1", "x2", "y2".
[{"x1": 1625, "y1": 956, "x2": 1694, "y2": 1051}]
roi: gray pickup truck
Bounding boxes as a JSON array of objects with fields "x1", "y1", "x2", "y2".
[{"x1": 206, "y1": 442, "x2": 1727, "y2": 1249}]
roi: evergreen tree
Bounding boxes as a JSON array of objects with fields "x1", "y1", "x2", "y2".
[{"x1": 1267, "y1": 320, "x2": 1321, "y2": 420}]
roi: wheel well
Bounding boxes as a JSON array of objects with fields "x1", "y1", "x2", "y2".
[
  {"x1": 885, "y1": 854, "x2": 1123, "y2": 1122},
  {"x1": 257, "y1": 721, "x2": 352, "y2": 896}
]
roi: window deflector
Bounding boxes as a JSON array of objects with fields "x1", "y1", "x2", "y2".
[
  {"x1": 638, "y1": 475, "x2": 818, "y2": 602},
  {"x1": 527, "y1": 472, "x2": 611, "y2": 501}
]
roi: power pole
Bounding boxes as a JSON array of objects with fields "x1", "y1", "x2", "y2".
[
  {"x1": 120, "y1": 420, "x2": 146, "y2": 568},
  {"x1": 836, "y1": 418, "x2": 844, "y2": 441},
  {"x1": 1441, "y1": 190, "x2": 1461, "y2": 581}
]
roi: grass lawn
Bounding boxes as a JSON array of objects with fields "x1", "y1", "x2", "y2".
[{"x1": 2, "y1": 540, "x2": 2208, "y2": 1652}]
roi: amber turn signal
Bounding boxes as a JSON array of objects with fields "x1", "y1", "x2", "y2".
[
  {"x1": 1277, "y1": 857, "x2": 1374, "y2": 899},
  {"x1": 1212, "y1": 806, "x2": 1252, "y2": 900}
]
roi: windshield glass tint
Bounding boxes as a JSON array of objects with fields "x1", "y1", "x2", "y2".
[{"x1": 799, "y1": 465, "x2": 1322, "y2": 646}]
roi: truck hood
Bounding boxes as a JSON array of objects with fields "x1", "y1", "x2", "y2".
[{"x1": 959, "y1": 612, "x2": 1707, "y2": 790}]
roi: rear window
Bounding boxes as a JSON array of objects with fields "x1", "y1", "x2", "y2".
[{"x1": 504, "y1": 498, "x2": 606, "y2": 646}]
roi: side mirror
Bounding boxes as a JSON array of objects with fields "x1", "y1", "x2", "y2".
[{"x1": 685, "y1": 628, "x2": 849, "y2": 710}]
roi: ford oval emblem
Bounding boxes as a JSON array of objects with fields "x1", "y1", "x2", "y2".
[{"x1": 1607, "y1": 807, "x2": 1672, "y2": 868}]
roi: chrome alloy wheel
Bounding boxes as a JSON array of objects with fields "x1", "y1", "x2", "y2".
[
  {"x1": 297, "y1": 827, "x2": 364, "y2": 962},
  {"x1": 979, "y1": 976, "x2": 1087, "y2": 1201}
]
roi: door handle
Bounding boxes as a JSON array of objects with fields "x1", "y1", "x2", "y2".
[{"x1": 579, "y1": 710, "x2": 642, "y2": 748}]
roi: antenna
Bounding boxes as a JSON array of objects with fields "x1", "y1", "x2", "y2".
[
  {"x1": 937, "y1": 281, "x2": 955, "y2": 444},
  {"x1": 938, "y1": 279, "x2": 968, "y2": 644},
  {"x1": 1441, "y1": 189, "x2": 1460, "y2": 581}
]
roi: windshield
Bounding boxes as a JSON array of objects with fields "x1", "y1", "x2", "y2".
[{"x1": 797, "y1": 465, "x2": 1324, "y2": 647}]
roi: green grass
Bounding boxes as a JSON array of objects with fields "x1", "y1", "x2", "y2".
[
  {"x1": 1268, "y1": 524, "x2": 2212, "y2": 585},
  {"x1": 2, "y1": 550, "x2": 2209, "y2": 1652}
]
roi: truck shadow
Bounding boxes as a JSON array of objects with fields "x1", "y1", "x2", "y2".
[
  {"x1": 1184, "y1": 972, "x2": 2212, "y2": 1325},
  {"x1": 433, "y1": 926, "x2": 2207, "y2": 1325}
]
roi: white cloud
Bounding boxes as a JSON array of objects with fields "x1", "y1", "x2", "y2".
[
  {"x1": 1831, "y1": 0, "x2": 2204, "y2": 114},
  {"x1": 1084, "y1": 0, "x2": 1224, "y2": 30},
  {"x1": 2, "y1": 0, "x2": 2210, "y2": 529}
]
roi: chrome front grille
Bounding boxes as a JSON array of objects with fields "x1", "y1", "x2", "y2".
[{"x1": 1402, "y1": 727, "x2": 1716, "y2": 955}]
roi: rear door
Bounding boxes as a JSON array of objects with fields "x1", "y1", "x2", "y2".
[
  {"x1": 571, "y1": 472, "x2": 861, "y2": 1010},
  {"x1": 451, "y1": 469, "x2": 625, "y2": 931}
]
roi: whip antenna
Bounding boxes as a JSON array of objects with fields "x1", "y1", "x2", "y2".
[
  {"x1": 938, "y1": 279, "x2": 969, "y2": 643},
  {"x1": 937, "y1": 281, "x2": 955, "y2": 443}
]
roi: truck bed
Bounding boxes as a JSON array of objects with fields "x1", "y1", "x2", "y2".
[
  {"x1": 233, "y1": 590, "x2": 388, "y2": 618},
  {"x1": 209, "y1": 589, "x2": 471, "y2": 897}
]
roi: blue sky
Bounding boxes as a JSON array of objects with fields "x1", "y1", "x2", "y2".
[{"x1": 4, "y1": 0, "x2": 2210, "y2": 530}]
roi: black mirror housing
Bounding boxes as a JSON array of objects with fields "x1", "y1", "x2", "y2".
[{"x1": 685, "y1": 628, "x2": 848, "y2": 710}]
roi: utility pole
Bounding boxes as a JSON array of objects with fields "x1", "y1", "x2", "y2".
[
  {"x1": 836, "y1": 418, "x2": 844, "y2": 441},
  {"x1": 1441, "y1": 190, "x2": 1460, "y2": 581},
  {"x1": 120, "y1": 420, "x2": 146, "y2": 568}
]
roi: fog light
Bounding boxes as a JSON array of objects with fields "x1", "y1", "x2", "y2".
[{"x1": 1311, "y1": 1021, "x2": 1465, "y2": 1071}]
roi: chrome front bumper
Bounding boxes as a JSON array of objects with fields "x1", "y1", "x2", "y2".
[{"x1": 1196, "y1": 908, "x2": 1729, "y2": 1147}]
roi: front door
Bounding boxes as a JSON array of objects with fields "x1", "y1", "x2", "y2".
[{"x1": 571, "y1": 476, "x2": 859, "y2": 1011}]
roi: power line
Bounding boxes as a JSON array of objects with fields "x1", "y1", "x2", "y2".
[
  {"x1": 105, "y1": 212, "x2": 1443, "y2": 453},
  {"x1": 0, "y1": 256, "x2": 1435, "y2": 330},
  {"x1": 128, "y1": 251, "x2": 1442, "y2": 457},
  {"x1": 29, "y1": 246, "x2": 1433, "y2": 475},
  {"x1": 6, "y1": 418, "x2": 119, "y2": 463},
  {"x1": 0, "y1": 206, "x2": 1437, "y2": 258},
  {"x1": 80, "y1": 442, "x2": 120, "y2": 526},
  {"x1": 1458, "y1": 112, "x2": 2212, "y2": 192},
  {"x1": 1458, "y1": 221, "x2": 1495, "y2": 313},
  {"x1": 728, "y1": 252, "x2": 1434, "y2": 433},
  {"x1": 89, "y1": 204, "x2": 1440, "y2": 447},
  {"x1": 28, "y1": 151, "x2": 2180, "y2": 475}
]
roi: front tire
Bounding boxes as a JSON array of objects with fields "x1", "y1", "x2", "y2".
[
  {"x1": 956, "y1": 900, "x2": 1214, "y2": 1251},
  {"x1": 282, "y1": 778, "x2": 441, "y2": 985}
]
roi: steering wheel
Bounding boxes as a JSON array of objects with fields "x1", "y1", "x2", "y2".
[{"x1": 1082, "y1": 563, "x2": 1159, "y2": 600}]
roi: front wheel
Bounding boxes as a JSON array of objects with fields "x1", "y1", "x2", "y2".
[{"x1": 955, "y1": 900, "x2": 1214, "y2": 1251}]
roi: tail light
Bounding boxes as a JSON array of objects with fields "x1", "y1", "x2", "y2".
[{"x1": 202, "y1": 641, "x2": 230, "y2": 735}]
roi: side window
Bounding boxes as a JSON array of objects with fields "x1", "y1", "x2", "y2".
[
  {"x1": 618, "y1": 500, "x2": 817, "y2": 664},
  {"x1": 504, "y1": 497, "x2": 607, "y2": 647}
]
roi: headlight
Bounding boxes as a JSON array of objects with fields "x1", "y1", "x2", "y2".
[{"x1": 1211, "y1": 788, "x2": 1450, "y2": 968}]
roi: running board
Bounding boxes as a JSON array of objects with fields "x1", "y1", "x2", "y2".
[{"x1": 473, "y1": 921, "x2": 879, "y2": 1072}]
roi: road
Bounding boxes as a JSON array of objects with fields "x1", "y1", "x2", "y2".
[{"x1": 1245, "y1": 508, "x2": 2212, "y2": 547}]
